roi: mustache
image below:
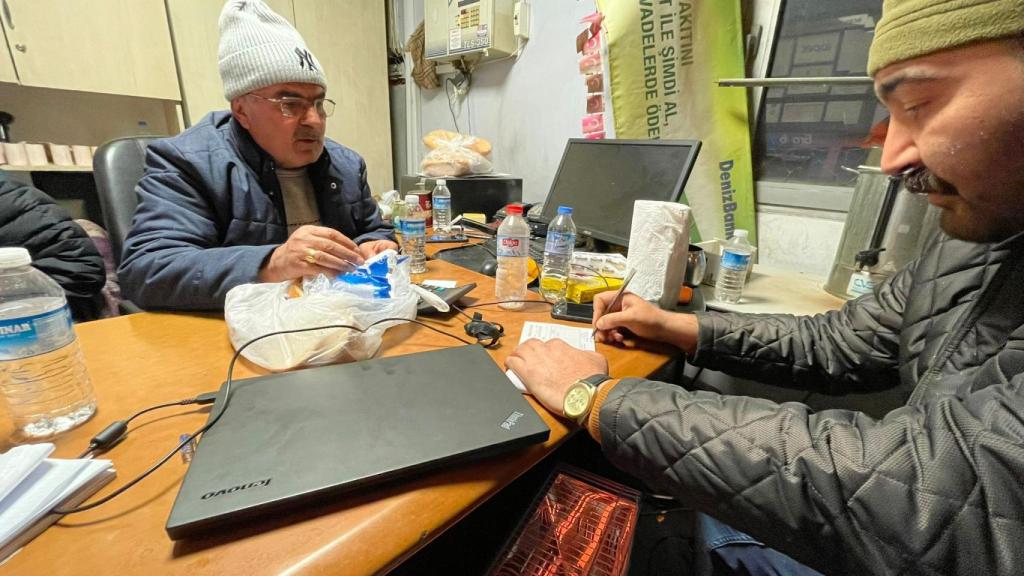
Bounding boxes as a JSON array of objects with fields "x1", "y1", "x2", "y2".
[
  {"x1": 294, "y1": 130, "x2": 322, "y2": 141},
  {"x1": 901, "y1": 166, "x2": 957, "y2": 196}
]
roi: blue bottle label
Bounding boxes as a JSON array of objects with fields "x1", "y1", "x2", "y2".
[
  {"x1": 497, "y1": 235, "x2": 529, "y2": 258},
  {"x1": 720, "y1": 250, "x2": 751, "y2": 271},
  {"x1": 433, "y1": 197, "x2": 451, "y2": 210},
  {"x1": 404, "y1": 219, "x2": 426, "y2": 235},
  {"x1": 544, "y1": 232, "x2": 575, "y2": 255},
  {"x1": 0, "y1": 305, "x2": 74, "y2": 357}
]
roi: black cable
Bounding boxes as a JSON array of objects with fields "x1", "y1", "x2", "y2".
[
  {"x1": 445, "y1": 77, "x2": 461, "y2": 133},
  {"x1": 53, "y1": 318, "x2": 473, "y2": 515}
]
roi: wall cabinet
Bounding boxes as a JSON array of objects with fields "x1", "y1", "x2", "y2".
[
  {"x1": 0, "y1": 0, "x2": 180, "y2": 100},
  {"x1": 0, "y1": 25, "x2": 16, "y2": 84},
  {"x1": 167, "y1": 0, "x2": 394, "y2": 194}
]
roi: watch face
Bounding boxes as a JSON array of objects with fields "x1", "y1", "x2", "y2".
[{"x1": 564, "y1": 385, "x2": 590, "y2": 417}]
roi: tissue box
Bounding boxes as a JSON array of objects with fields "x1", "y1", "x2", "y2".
[{"x1": 698, "y1": 239, "x2": 756, "y2": 286}]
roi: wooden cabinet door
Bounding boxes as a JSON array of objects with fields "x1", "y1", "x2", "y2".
[
  {"x1": 2, "y1": 0, "x2": 179, "y2": 99},
  {"x1": 0, "y1": 25, "x2": 17, "y2": 84},
  {"x1": 167, "y1": 0, "x2": 294, "y2": 125},
  {"x1": 294, "y1": 0, "x2": 394, "y2": 194}
]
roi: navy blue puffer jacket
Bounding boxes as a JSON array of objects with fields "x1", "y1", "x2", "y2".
[{"x1": 118, "y1": 111, "x2": 394, "y2": 310}]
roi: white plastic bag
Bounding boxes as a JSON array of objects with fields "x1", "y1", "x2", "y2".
[
  {"x1": 420, "y1": 135, "x2": 493, "y2": 177},
  {"x1": 224, "y1": 251, "x2": 418, "y2": 371}
]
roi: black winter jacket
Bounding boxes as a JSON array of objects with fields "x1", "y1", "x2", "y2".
[
  {"x1": 599, "y1": 232, "x2": 1024, "y2": 575},
  {"x1": 0, "y1": 174, "x2": 105, "y2": 320}
]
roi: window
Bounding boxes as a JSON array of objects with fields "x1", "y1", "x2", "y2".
[{"x1": 754, "y1": 0, "x2": 884, "y2": 209}]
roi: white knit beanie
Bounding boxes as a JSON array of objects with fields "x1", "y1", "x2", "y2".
[{"x1": 218, "y1": 0, "x2": 327, "y2": 100}]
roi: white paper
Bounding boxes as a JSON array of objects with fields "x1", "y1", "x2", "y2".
[
  {"x1": 421, "y1": 279, "x2": 457, "y2": 289},
  {"x1": 505, "y1": 322, "x2": 596, "y2": 392},
  {"x1": 0, "y1": 444, "x2": 54, "y2": 505},
  {"x1": 0, "y1": 453, "x2": 114, "y2": 551}
]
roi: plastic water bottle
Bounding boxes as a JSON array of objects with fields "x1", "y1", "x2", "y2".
[
  {"x1": 432, "y1": 179, "x2": 452, "y2": 235},
  {"x1": 540, "y1": 206, "x2": 576, "y2": 304},
  {"x1": 495, "y1": 205, "x2": 531, "y2": 310},
  {"x1": 714, "y1": 229, "x2": 754, "y2": 304},
  {"x1": 0, "y1": 247, "x2": 95, "y2": 439},
  {"x1": 402, "y1": 194, "x2": 427, "y2": 274}
]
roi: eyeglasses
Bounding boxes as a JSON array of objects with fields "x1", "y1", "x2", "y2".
[{"x1": 246, "y1": 93, "x2": 336, "y2": 118}]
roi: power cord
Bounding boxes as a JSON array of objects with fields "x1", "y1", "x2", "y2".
[{"x1": 53, "y1": 317, "x2": 474, "y2": 515}]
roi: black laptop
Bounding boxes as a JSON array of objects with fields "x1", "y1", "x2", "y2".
[{"x1": 166, "y1": 345, "x2": 549, "y2": 539}]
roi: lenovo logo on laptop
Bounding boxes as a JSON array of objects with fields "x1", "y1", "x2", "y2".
[
  {"x1": 201, "y1": 478, "x2": 272, "y2": 501},
  {"x1": 500, "y1": 411, "x2": 525, "y2": 431}
]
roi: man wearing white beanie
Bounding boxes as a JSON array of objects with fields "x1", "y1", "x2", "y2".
[{"x1": 118, "y1": 0, "x2": 397, "y2": 311}]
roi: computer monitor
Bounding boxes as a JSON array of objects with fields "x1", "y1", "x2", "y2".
[{"x1": 540, "y1": 139, "x2": 701, "y2": 246}]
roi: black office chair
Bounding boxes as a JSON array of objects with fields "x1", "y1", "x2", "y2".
[
  {"x1": 93, "y1": 136, "x2": 163, "y2": 264},
  {"x1": 93, "y1": 136, "x2": 164, "y2": 314}
]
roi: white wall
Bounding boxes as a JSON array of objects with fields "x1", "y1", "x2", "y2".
[
  {"x1": 399, "y1": 0, "x2": 847, "y2": 277},
  {"x1": 403, "y1": 0, "x2": 596, "y2": 203}
]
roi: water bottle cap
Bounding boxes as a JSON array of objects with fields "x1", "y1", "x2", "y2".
[
  {"x1": 0, "y1": 247, "x2": 31, "y2": 268},
  {"x1": 506, "y1": 204, "x2": 523, "y2": 215},
  {"x1": 557, "y1": 206, "x2": 573, "y2": 215},
  {"x1": 436, "y1": 179, "x2": 446, "y2": 186},
  {"x1": 733, "y1": 229, "x2": 748, "y2": 238},
  {"x1": 404, "y1": 194, "x2": 420, "y2": 205}
]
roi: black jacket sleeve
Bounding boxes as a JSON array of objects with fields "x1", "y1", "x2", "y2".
[
  {"x1": 690, "y1": 257, "x2": 916, "y2": 394},
  {"x1": 0, "y1": 176, "x2": 105, "y2": 304}
]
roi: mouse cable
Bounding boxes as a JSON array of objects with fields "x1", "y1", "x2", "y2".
[
  {"x1": 53, "y1": 318, "x2": 473, "y2": 515},
  {"x1": 75, "y1": 391, "x2": 222, "y2": 459}
]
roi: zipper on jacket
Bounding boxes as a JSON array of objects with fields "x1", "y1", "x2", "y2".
[{"x1": 909, "y1": 252, "x2": 1015, "y2": 404}]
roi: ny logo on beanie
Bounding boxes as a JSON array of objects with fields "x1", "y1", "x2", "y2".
[{"x1": 295, "y1": 48, "x2": 317, "y2": 72}]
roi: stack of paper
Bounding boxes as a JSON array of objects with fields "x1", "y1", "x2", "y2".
[
  {"x1": 0, "y1": 443, "x2": 115, "y2": 561},
  {"x1": 505, "y1": 322, "x2": 597, "y2": 393}
]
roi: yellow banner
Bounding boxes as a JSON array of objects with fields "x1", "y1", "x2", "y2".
[{"x1": 597, "y1": 0, "x2": 755, "y2": 243}]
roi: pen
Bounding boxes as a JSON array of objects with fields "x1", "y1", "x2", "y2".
[{"x1": 592, "y1": 268, "x2": 636, "y2": 337}]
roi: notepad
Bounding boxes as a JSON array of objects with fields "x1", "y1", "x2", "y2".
[
  {"x1": 0, "y1": 444, "x2": 115, "y2": 561},
  {"x1": 505, "y1": 322, "x2": 596, "y2": 392}
]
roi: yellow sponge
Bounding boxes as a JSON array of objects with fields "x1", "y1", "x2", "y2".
[{"x1": 567, "y1": 276, "x2": 623, "y2": 304}]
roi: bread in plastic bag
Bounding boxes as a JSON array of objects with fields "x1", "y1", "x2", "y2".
[
  {"x1": 224, "y1": 250, "x2": 418, "y2": 371},
  {"x1": 420, "y1": 130, "x2": 493, "y2": 177}
]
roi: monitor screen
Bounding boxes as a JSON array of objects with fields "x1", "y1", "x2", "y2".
[{"x1": 540, "y1": 139, "x2": 701, "y2": 246}]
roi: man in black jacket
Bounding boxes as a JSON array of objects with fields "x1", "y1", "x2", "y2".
[
  {"x1": 0, "y1": 173, "x2": 105, "y2": 321},
  {"x1": 507, "y1": 0, "x2": 1024, "y2": 574}
]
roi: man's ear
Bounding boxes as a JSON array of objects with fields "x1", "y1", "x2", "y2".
[{"x1": 231, "y1": 97, "x2": 252, "y2": 130}]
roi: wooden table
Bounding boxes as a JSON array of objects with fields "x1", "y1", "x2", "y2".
[{"x1": 1, "y1": 259, "x2": 676, "y2": 576}]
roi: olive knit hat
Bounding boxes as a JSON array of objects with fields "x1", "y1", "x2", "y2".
[{"x1": 868, "y1": 0, "x2": 1024, "y2": 76}]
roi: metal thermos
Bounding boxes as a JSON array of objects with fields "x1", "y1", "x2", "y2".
[{"x1": 824, "y1": 155, "x2": 941, "y2": 300}]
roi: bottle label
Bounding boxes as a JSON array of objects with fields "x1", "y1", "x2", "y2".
[
  {"x1": 404, "y1": 219, "x2": 426, "y2": 235},
  {"x1": 433, "y1": 197, "x2": 451, "y2": 210},
  {"x1": 497, "y1": 235, "x2": 529, "y2": 258},
  {"x1": 720, "y1": 250, "x2": 751, "y2": 271},
  {"x1": 846, "y1": 271, "x2": 876, "y2": 297},
  {"x1": 0, "y1": 304, "x2": 74, "y2": 357},
  {"x1": 544, "y1": 232, "x2": 575, "y2": 255}
]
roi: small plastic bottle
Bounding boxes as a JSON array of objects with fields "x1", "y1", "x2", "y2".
[
  {"x1": 432, "y1": 179, "x2": 452, "y2": 236},
  {"x1": 495, "y1": 205, "x2": 531, "y2": 310},
  {"x1": 540, "y1": 206, "x2": 576, "y2": 304},
  {"x1": 714, "y1": 229, "x2": 754, "y2": 304},
  {"x1": 0, "y1": 247, "x2": 96, "y2": 439},
  {"x1": 402, "y1": 194, "x2": 427, "y2": 274}
]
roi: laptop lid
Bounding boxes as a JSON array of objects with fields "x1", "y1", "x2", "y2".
[{"x1": 166, "y1": 345, "x2": 549, "y2": 539}]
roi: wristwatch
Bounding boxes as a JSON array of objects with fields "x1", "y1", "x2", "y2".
[{"x1": 562, "y1": 374, "x2": 611, "y2": 426}]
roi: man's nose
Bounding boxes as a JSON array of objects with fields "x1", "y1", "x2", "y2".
[
  {"x1": 880, "y1": 118, "x2": 921, "y2": 175},
  {"x1": 299, "y1": 104, "x2": 324, "y2": 128}
]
